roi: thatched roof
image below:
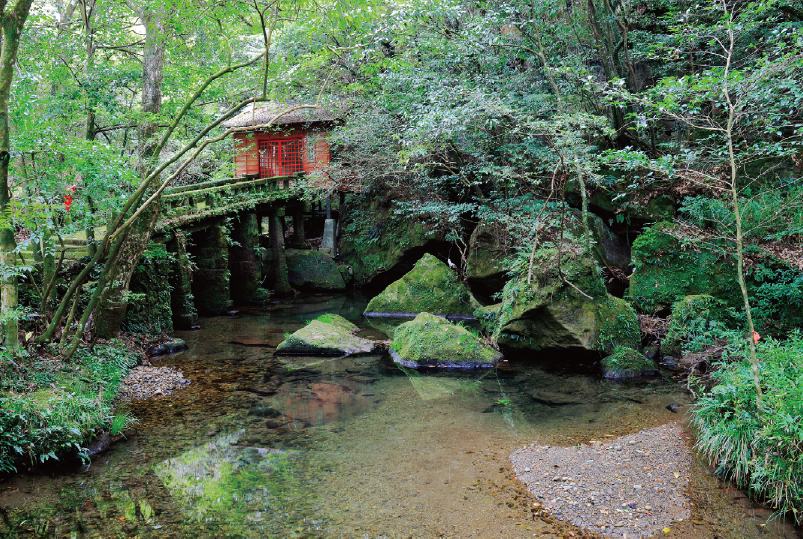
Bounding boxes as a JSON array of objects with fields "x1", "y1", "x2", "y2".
[{"x1": 222, "y1": 102, "x2": 341, "y2": 129}]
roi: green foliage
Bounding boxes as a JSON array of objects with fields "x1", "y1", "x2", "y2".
[
  {"x1": 629, "y1": 222, "x2": 735, "y2": 312},
  {"x1": 662, "y1": 295, "x2": 741, "y2": 356},
  {"x1": 692, "y1": 333, "x2": 803, "y2": 524},
  {"x1": 121, "y1": 242, "x2": 175, "y2": 335},
  {"x1": 108, "y1": 411, "x2": 137, "y2": 437},
  {"x1": 0, "y1": 342, "x2": 139, "y2": 472}
]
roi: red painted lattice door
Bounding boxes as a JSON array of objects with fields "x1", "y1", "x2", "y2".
[{"x1": 258, "y1": 139, "x2": 303, "y2": 178}]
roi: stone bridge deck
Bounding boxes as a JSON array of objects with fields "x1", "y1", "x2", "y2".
[{"x1": 24, "y1": 173, "x2": 301, "y2": 261}]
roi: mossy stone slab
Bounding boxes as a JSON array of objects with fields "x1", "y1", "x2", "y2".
[
  {"x1": 364, "y1": 253, "x2": 480, "y2": 317},
  {"x1": 286, "y1": 249, "x2": 346, "y2": 291},
  {"x1": 389, "y1": 312, "x2": 501, "y2": 368},
  {"x1": 276, "y1": 315, "x2": 374, "y2": 356}
]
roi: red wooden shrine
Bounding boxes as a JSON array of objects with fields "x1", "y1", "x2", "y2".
[{"x1": 231, "y1": 120, "x2": 333, "y2": 180}]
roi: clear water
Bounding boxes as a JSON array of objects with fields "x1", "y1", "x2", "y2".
[{"x1": 0, "y1": 295, "x2": 798, "y2": 538}]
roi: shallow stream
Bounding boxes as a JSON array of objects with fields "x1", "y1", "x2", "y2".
[{"x1": 0, "y1": 295, "x2": 798, "y2": 538}]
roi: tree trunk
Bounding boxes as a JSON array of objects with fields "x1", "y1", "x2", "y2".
[
  {"x1": 0, "y1": 0, "x2": 35, "y2": 351},
  {"x1": 95, "y1": 2, "x2": 165, "y2": 338}
]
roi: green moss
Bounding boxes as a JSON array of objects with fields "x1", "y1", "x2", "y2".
[
  {"x1": 276, "y1": 315, "x2": 372, "y2": 356},
  {"x1": 601, "y1": 346, "x2": 655, "y2": 379},
  {"x1": 597, "y1": 295, "x2": 641, "y2": 353},
  {"x1": 365, "y1": 253, "x2": 480, "y2": 316},
  {"x1": 285, "y1": 249, "x2": 346, "y2": 291},
  {"x1": 490, "y1": 253, "x2": 619, "y2": 350},
  {"x1": 312, "y1": 313, "x2": 358, "y2": 331},
  {"x1": 390, "y1": 312, "x2": 501, "y2": 366},
  {"x1": 465, "y1": 221, "x2": 508, "y2": 282},
  {"x1": 0, "y1": 342, "x2": 139, "y2": 472}
]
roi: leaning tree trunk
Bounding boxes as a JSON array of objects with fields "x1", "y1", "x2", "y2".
[
  {"x1": 95, "y1": 4, "x2": 165, "y2": 338},
  {"x1": 0, "y1": 0, "x2": 35, "y2": 351}
]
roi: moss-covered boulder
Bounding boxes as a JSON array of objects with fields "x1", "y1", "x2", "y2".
[
  {"x1": 483, "y1": 254, "x2": 640, "y2": 352},
  {"x1": 285, "y1": 249, "x2": 346, "y2": 291},
  {"x1": 662, "y1": 295, "x2": 736, "y2": 357},
  {"x1": 601, "y1": 346, "x2": 656, "y2": 379},
  {"x1": 339, "y1": 191, "x2": 440, "y2": 286},
  {"x1": 364, "y1": 253, "x2": 480, "y2": 317},
  {"x1": 390, "y1": 312, "x2": 502, "y2": 368},
  {"x1": 275, "y1": 314, "x2": 374, "y2": 356}
]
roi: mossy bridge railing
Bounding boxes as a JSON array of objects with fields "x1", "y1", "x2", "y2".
[
  {"x1": 28, "y1": 173, "x2": 301, "y2": 260},
  {"x1": 156, "y1": 172, "x2": 301, "y2": 232}
]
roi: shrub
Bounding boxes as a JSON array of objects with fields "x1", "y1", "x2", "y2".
[
  {"x1": 691, "y1": 333, "x2": 803, "y2": 524},
  {"x1": 662, "y1": 295, "x2": 740, "y2": 356},
  {"x1": 0, "y1": 342, "x2": 139, "y2": 472}
]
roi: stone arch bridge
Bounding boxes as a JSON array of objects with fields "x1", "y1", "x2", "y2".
[{"x1": 65, "y1": 173, "x2": 344, "y2": 333}]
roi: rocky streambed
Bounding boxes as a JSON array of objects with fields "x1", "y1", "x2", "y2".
[{"x1": 511, "y1": 423, "x2": 693, "y2": 538}]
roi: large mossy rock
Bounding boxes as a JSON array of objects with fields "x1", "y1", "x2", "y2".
[
  {"x1": 477, "y1": 255, "x2": 640, "y2": 352},
  {"x1": 364, "y1": 253, "x2": 480, "y2": 317},
  {"x1": 629, "y1": 222, "x2": 736, "y2": 312},
  {"x1": 339, "y1": 191, "x2": 440, "y2": 287},
  {"x1": 276, "y1": 314, "x2": 374, "y2": 356},
  {"x1": 390, "y1": 312, "x2": 502, "y2": 368},
  {"x1": 285, "y1": 249, "x2": 346, "y2": 291},
  {"x1": 601, "y1": 346, "x2": 655, "y2": 379},
  {"x1": 465, "y1": 220, "x2": 511, "y2": 298}
]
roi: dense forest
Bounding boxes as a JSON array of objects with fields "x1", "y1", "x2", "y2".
[{"x1": 1, "y1": 0, "x2": 802, "y2": 535}]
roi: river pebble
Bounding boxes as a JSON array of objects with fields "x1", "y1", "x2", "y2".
[
  {"x1": 117, "y1": 366, "x2": 191, "y2": 401},
  {"x1": 510, "y1": 422, "x2": 692, "y2": 538}
]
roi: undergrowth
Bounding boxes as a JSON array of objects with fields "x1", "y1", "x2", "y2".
[
  {"x1": 0, "y1": 342, "x2": 139, "y2": 473},
  {"x1": 691, "y1": 332, "x2": 803, "y2": 524}
]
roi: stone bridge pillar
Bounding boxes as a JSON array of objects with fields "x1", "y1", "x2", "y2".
[
  {"x1": 268, "y1": 209, "x2": 293, "y2": 296},
  {"x1": 229, "y1": 212, "x2": 270, "y2": 304},
  {"x1": 191, "y1": 223, "x2": 232, "y2": 315},
  {"x1": 288, "y1": 205, "x2": 308, "y2": 249},
  {"x1": 169, "y1": 230, "x2": 198, "y2": 329}
]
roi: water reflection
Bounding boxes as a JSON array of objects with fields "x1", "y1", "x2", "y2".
[{"x1": 0, "y1": 294, "x2": 796, "y2": 538}]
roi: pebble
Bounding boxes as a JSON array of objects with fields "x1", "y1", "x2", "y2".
[
  {"x1": 510, "y1": 422, "x2": 692, "y2": 538},
  {"x1": 116, "y1": 366, "x2": 191, "y2": 401}
]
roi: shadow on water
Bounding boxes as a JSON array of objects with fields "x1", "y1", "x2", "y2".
[{"x1": 0, "y1": 293, "x2": 799, "y2": 538}]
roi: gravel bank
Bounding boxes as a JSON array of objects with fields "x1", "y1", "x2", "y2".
[
  {"x1": 510, "y1": 422, "x2": 692, "y2": 538},
  {"x1": 117, "y1": 366, "x2": 191, "y2": 401}
]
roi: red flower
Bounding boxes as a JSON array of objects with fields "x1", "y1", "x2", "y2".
[
  {"x1": 752, "y1": 331, "x2": 761, "y2": 344},
  {"x1": 63, "y1": 185, "x2": 76, "y2": 211}
]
